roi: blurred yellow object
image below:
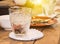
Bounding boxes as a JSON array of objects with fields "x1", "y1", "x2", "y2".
[
  {"x1": 32, "y1": 5, "x2": 43, "y2": 16},
  {"x1": 25, "y1": 0, "x2": 34, "y2": 8},
  {"x1": 13, "y1": 0, "x2": 56, "y2": 17},
  {"x1": 42, "y1": 0, "x2": 50, "y2": 4}
]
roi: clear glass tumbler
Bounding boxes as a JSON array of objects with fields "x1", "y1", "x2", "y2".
[{"x1": 9, "y1": 6, "x2": 32, "y2": 36}]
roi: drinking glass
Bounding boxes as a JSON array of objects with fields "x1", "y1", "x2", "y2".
[{"x1": 9, "y1": 6, "x2": 32, "y2": 36}]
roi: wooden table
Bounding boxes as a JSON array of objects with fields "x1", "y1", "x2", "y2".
[{"x1": 0, "y1": 20, "x2": 60, "y2": 44}]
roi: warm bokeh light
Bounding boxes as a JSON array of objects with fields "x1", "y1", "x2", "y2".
[{"x1": 30, "y1": 0, "x2": 42, "y2": 5}]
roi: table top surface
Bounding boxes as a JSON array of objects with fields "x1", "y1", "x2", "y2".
[{"x1": 0, "y1": 19, "x2": 60, "y2": 44}]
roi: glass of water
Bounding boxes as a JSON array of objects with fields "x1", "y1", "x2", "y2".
[{"x1": 9, "y1": 6, "x2": 32, "y2": 36}]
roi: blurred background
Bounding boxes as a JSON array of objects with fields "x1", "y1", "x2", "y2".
[
  {"x1": 0, "y1": 0, "x2": 59, "y2": 31},
  {"x1": 0, "y1": 0, "x2": 60, "y2": 15}
]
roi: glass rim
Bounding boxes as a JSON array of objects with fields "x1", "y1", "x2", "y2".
[{"x1": 10, "y1": 6, "x2": 32, "y2": 9}]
